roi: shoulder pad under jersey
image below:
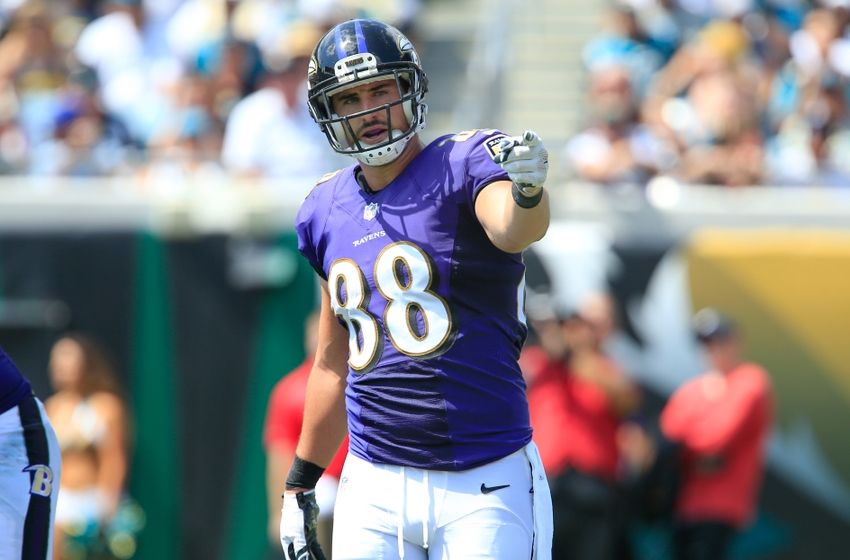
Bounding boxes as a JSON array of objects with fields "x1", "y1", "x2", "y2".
[{"x1": 315, "y1": 168, "x2": 344, "y2": 186}]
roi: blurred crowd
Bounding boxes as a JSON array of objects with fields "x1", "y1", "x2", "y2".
[
  {"x1": 0, "y1": 0, "x2": 420, "y2": 183},
  {"x1": 563, "y1": 0, "x2": 850, "y2": 187},
  {"x1": 0, "y1": 0, "x2": 845, "y2": 189}
]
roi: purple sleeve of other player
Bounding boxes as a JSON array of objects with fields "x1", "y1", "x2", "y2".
[{"x1": 0, "y1": 348, "x2": 32, "y2": 415}]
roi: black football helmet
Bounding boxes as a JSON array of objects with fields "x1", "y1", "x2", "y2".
[{"x1": 307, "y1": 19, "x2": 428, "y2": 166}]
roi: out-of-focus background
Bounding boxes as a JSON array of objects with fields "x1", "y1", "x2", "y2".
[{"x1": 0, "y1": 0, "x2": 848, "y2": 558}]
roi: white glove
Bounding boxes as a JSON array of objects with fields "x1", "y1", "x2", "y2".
[
  {"x1": 280, "y1": 490, "x2": 327, "y2": 560},
  {"x1": 492, "y1": 130, "x2": 549, "y2": 194}
]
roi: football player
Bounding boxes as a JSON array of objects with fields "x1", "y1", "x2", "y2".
[
  {"x1": 0, "y1": 346, "x2": 61, "y2": 559},
  {"x1": 280, "y1": 18, "x2": 553, "y2": 560}
]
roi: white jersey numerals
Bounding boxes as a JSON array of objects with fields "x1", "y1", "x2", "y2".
[
  {"x1": 375, "y1": 243, "x2": 452, "y2": 356},
  {"x1": 328, "y1": 258, "x2": 381, "y2": 371},
  {"x1": 329, "y1": 242, "x2": 452, "y2": 371}
]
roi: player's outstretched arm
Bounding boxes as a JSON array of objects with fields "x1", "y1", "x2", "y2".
[
  {"x1": 475, "y1": 130, "x2": 551, "y2": 253},
  {"x1": 280, "y1": 282, "x2": 347, "y2": 560}
]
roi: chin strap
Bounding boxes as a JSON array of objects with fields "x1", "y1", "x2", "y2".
[
  {"x1": 352, "y1": 130, "x2": 411, "y2": 166},
  {"x1": 349, "y1": 104, "x2": 427, "y2": 167}
]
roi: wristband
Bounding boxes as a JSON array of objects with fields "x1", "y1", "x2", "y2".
[
  {"x1": 512, "y1": 182, "x2": 544, "y2": 209},
  {"x1": 285, "y1": 456, "x2": 325, "y2": 491}
]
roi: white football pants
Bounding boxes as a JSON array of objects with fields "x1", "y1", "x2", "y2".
[
  {"x1": 0, "y1": 395, "x2": 61, "y2": 560},
  {"x1": 332, "y1": 441, "x2": 552, "y2": 559}
]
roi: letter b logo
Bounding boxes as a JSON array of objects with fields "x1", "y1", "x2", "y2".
[{"x1": 23, "y1": 465, "x2": 54, "y2": 497}]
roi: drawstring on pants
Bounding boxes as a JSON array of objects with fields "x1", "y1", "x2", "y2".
[
  {"x1": 422, "y1": 469, "x2": 429, "y2": 550},
  {"x1": 398, "y1": 466, "x2": 405, "y2": 560},
  {"x1": 396, "y1": 465, "x2": 432, "y2": 558}
]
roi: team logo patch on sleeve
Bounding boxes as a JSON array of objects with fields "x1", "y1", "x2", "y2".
[{"x1": 484, "y1": 134, "x2": 510, "y2": 159}]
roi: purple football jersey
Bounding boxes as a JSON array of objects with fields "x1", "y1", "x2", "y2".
[
  {"x1": 1, "y1": 347, "x2": 31, "y2": 415},
  {"x1": 295, "y1": 129, "x2": 532, "y2": 470}
]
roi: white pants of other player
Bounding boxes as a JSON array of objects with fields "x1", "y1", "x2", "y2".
[
  {"x1": 0, "y1": 396, "x2": 61, "y2": 560},
  {"x1": 332, "y1": 441, "x2": 552, "y2": 559}
]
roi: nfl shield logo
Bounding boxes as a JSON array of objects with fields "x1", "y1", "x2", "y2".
[{"x1": 363, "y1": 202, "x2": 379, "y2": 221}]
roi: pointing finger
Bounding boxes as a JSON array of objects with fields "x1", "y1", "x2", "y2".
[{"x1": 522, "y1": 130, "x2": 540, "y2": 147}]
